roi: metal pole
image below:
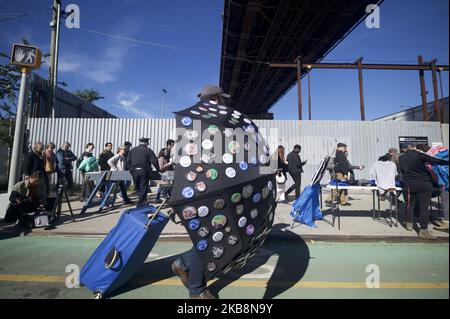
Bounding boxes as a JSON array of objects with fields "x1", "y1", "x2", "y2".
[
  {"x1": 51, "y1": 1, "x2": 61, "y2": 118},
  {"x1": 269, "y1": 62, "x2": 449, "y2": 71},
  {"x1": 438, "y1": 68, "x2": 445, "y2": 122},
  {"x1": 430, "y1": 60, "x2": 442, "y2": 123},
  {"x1": 357, "y1": 58, "x2": 366, "y2": 121},
  {"x1": 307, "y1": 70, "x2": 312, "y2": 120},
  {"x1": 161, "y1": 93, "x2": 165, "y2": 119},
  {"x1": 296, "y1": 56, "x2": 302, "y2": 120},
  {"x1": 418, "y1": 55, "x2": 428, "y2": 121},
  {"x1": 8, "y1": 70, "x2": 29, "y2": 192}
]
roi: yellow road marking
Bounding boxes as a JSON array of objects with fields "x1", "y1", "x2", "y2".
[{"x1": 0, "y1": 274, "x2": 447, "y2": 289}]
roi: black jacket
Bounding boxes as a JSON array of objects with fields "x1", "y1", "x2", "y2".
[
  {"x1": 399, "y1": 149, "x2": 448, "y2": 185},
  {"x1": 287, "y1": 151, "x2": 306, "y2": 175},
  {"x1": 334, "y1": 150, "x2": 351, "y2": 176},
  {"x1": 56, "y1": 148, "x2": 77, "y2": 172},
  {"x1": 23, "y1": 150, "x2": 45, "y2": 177},
  {"x1": 125, "y1": 144, "x2": 160, "y2": 172},
  {"x1": 99, "y1": 150, "x2": 114, "y2": 171}
]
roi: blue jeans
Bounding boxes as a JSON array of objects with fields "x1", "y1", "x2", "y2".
[{"x1": 179, "y1": 247, "x2": 206, "y2": 296}]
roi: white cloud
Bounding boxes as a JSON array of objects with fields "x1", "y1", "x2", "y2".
[{"x1": 116, "y1": 91, "x2": 153, "y2": 118}]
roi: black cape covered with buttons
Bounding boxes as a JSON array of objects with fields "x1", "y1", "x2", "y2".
[{"x1": 169, "y1": 99, "x2": 277, "y2": 279}]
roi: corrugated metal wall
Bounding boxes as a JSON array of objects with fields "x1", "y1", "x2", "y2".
[{"x1": 27, "y1": 118, "x2": 446, "y2": 186}]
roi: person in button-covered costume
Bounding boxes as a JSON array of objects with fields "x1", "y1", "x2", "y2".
[{"x1": 170, "y1": 85, "x2": 277, "y2": 299}]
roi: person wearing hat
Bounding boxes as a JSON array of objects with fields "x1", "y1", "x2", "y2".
[
  {"x1": 125, "y1": 138, "x2": 160, "y2": 207},
  {"x1": 171, "y1": 84, "x2": 230, "y2": 300}
]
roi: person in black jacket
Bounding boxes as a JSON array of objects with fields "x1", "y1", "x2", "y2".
[
  {"x1": 23, "y1": 142, "x2": 48, "y2": 196},
  {"x1": 399, "y1": 146, "x2": 448, "y2": 239},
  {"x1": 125, "y1": 137, "x2": 160, "y2": 207},
  {"x1": 284, "y1": 145, "x2": 307, "y2": 200},
  {"x1": 98, "y1": 142, "x2": 114, "y2": 171},
  {"x1": 56, "y1": 142, "x2": 77, "y2": 195}
]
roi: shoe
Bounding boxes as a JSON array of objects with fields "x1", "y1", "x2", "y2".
[
  {"x1": 405, "y1": 222, "x2": 414, "y2": 231},
  {"x1": 190, "y1": 289, "x2": 216, "y2": 299},
  {"x1": 171, "y1": 259, "x2": 189, "y2": 289},
  {"x1": 418, "y1": 229, "x2": 437, "y2": 240},
  {"x1": 433, "y1": 220, "x2": 449, "y2": 231},
  {"x1": 341, "y1": 202, "x2": 351, "y2": 206}
]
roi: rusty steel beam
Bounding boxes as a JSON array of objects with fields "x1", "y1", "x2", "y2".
[
  {"x1": 430, "y1": 59, "x2": 442, "y2": 123},
  {"x1": 296, "y1": 56, "x2": 302, "y2": 120},
  {"x1": 418, "y1": 55, "x2": 428, "y2": 121},
  {"x1": 269, "y1": 62, "x2": 450, "y2": 71},
  {"x1": 307, "y1": 69, "x2": 312, "y2": 120},
  {"x1": 356, "y1": 57, "x2": 366, "y2": 121}
]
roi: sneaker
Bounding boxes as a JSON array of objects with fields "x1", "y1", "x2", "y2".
[
  {"x1": 418, "y1": 229, "x2": 437, "y2": 240},
  {"x1": 171, "y1": 259, "x2": 189, "y2": 289},
  {"x1": 405, "y1": 222, "x2": 414, "y2": 231},
  {"x1": 433, "y1": 220, "x2": 449, "y2": 231},
  {"x1": 190, "y1": 289, "x2": 216, "y2": 299}
]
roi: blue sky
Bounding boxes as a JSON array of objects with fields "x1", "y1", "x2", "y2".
[{"x1": 0, "y1": 0, "x2": 448, "y2": 120}]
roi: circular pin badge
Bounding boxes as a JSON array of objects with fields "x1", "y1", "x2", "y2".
[
  {"x1": 218, "y1": 105, "x2": 227, "y2": 110},
  {"x1": 201, "y1": 114, "x2": 212, "y2": 119},
  {"x1": 190, "y1": 110, "x2": 200, "y2": 115},
  {"x1": 182, "y1": 186, "x2": 195, "y2": 199},
  {"x1": 228, "y1": 235, "x2": 239, "y2": 245},
  {"x1": 242, "y1": 184, "x2": 254, "y2": 198},
  {"x1": 236, "y1": 204, "x2": 244, "y2": 215},
  {"x1": 228, "y1": 141, "x2": 240, "y2": 154},
  {"x1": 211, "y1": 214, "x2": 227, "y2": 229},
  {"x1": 214, "y1": 199, "x2": 226, "y2": 210},
  {"x1": 196, "y1": 181, "x2": 207, "y2": 193},
  {"x1": 180, "y1": 156, "x2": 192, "y2": 168},
  {"x1": 244, "y1": 142, "x2": 251, "y2": 151},
  {"x1": 250, "y1": 156, "x2": 258, "y2": 166},
  {"x1": 212, "y1": 245, "x2": 225, "y2": 259},
  {"x1": 199, "y1": 106, "x2": 208, "y2": 112},
  {"x1": 181, "y1": 116, "x2": 193, "y2": 126},
  {"x1": 208, "y1": 113, "x2": 217, "y2": 118},
  {"x1": 233, "y1": 110, "x2": 242, "y2": 116},
  {"x1": 225, "y1": 167, "x2": 236, "y2": 178},
  {"x1": 253, "y1": 192, "x2": 261, "y2": 204},
  {"x1": 207, "y1": 262, "x2": 217, "y2": 272},
  {"x1": 201, "y1": 154, "x2": 211, "y2": 164},
  {"x1": 184, "y1": 143, "x2": 198, "y2": 156},
  {"x1": 259, "y1": 154, "x2": 269, "y2": 164},
  {"x1": 202, "y1": 139, "x2": 213, "y2": 150},
  {"x1": 198, "y1": 206, "x2": 209, "y2": 218},
  {"x1": 246, "y1": 224, "x2": 255, "y2": 236},
  {"x1": 212, "y1": 231, "x2": 224, "y2": 242},
  {"x1": 250, "y1": 208, "x2": 258, "y2": 219},
  {"x1": 222, "y1": 153, "x2": 233, "y2": 164},
  {"x1": 244, "y1": 118, "x2": 252, "y2": 124},
  {"x1": 268, "y1": 181, "x2": 274, "y2": 191},
  {"x1": 189, "y1": 219, "x2": 201, "y2": 231},
  {"x1": 206, "y1": 168, "x2": 218, "y2": 181},
  {"x1": 208, "y1": 107, "x2": 217, "y2": 112},
  {"x1": 238, "y1": 216, "x2": 247, "y2": 228},
  {"x1": 185, "y1": 171, "x2": 197, "y2": 182},
  {"x1": 198, "y1": 226, "x2": 210, "y2": 238},
  {"x1": 262, "y1": 186, "x2": 270, "y2": 199},
  {"x1": 224, "y1": 226, "x2": 232, "y2": 233},
  {"x1": 231, "y1": 193, "x2": 242, "y2": 204},
  {"x1": 182, "y1": 206, "x2": 197, "y2": 220},
  {"x1": 209, "y1": 100, "x2": 218, "y2": 105},
  {"x1": 224, "y1": 128, "x2": 233, "y2": 137},
  {"x1": 207, "y1": 125, "x2": 219, "y2": 135},
  {"x1": 196, "y1": 240, "x2": 208, "y2": 251},
  {"x1": 245, "y1": 125, "x2": 255, "y2": 133},
  {"x1": 184, "y1": 129, "x2": 199, "y2": 141},
  {"x1": 195, "y1": 166, "x2": 204, "y2": 173},
  {"x1": 219, "y1": 110, "x2": 228, "y2": 115},
  {"x1": 239, "y1": 161, "x2": 249, "y2": 171},
  {"x1": 232, "y1": 113, "x2": 240, "y2": 119}
]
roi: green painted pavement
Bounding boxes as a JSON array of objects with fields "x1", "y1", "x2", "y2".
[{"x1": 0, "y1": 235, "x2": 447, "y2": 299}]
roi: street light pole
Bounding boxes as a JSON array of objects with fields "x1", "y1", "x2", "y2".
[
  {"x1": 161, "y1": 89, "x2": 167, "y2": 118},
  {"x1": 49, "y1": 0, "x2": 61, "y2": 118}
]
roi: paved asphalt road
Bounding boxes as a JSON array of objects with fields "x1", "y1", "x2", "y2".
[{"x1": 0, "y1": 235, "x2": 447, "y2": 299}]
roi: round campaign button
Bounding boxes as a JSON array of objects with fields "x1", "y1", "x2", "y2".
[
  {"x1": 246, "y1": 224, "x2": 255, "y2": 236},
  {"x1": 184, "y1": 143, "x2": 198, "y2": 156},
  {"x1": 244, "y1": 118, "x2": 252, "y2": 124},
  {"x1": 209, "y1": 100, "x2": 218, "y2": 105},
  {"x1": 207, "y1": 262, "x2": 217, "y2": 272},
  {"x1": 250, "y1": 208, "x2": 258, "y2": 219},
  {"x1": 208, "y1": 113, "x2": 218, "y2": 118},
  {"x1": 244, "y1": 142, "x2": 251, "y2": 151},
  {"x1": 198, "y1": 227, "x2": 210, "y2": 238},
  {"x1": 262, "y1": 186, "x2": 270, "y2": 199},
  {"x1": 228, "y1": 235, "x2": 239, "y2": 246},
  {"x1": 189, "y1": 219, "x2": 201, "y2": 231},
  {"x1": 232, "y1": 113, "x2": 240, "y2": 119},
  {"x1": 224, "y1": 128, "x2": 233, "y2": 137},
  {"x1": 201, "y1": 114, "x2": 212, "y2": 119},
  {"x1": 206, "y1": 169, "x2": 218, "y2": 181},
  {"x1": 181, "y1": 116, "x2": 193, "y2": 126},
  {"x1": 238, "y1": 216, "x2": 247, "y2": 228},
  {"x1": 190, "y1": 110, "x2": 200, "y2": 115},
  {"x1": 212, "y1": 231, "x2": 224, "y2": 242},
  {"x1": 212, "y1": 214, "x2": 227, "y2": 229},
  {"x1": 235, "y1": 204, "x2": 244, "y2": 215},
  {"x1": 224, "y1": 226, "x2": 232, "y2": 233},
  {"x1": 214, "y1": 199, "x2": 226, "y2": 210},
  {"x1": 202, "y1": 139, "x2": 213, "y2": 150},
  {"x1": 209, "y1": 107, "x2": 218, "y2": 113},
  {"x1": 201, "y1": 154, "x2": 212, "y2": 164},
  {"x1": 231, "y1": 193, "x2": 242, "y2": 204},
  {"x1": 212, "y1": 245, "x2": 225, "y2": 259},
  {"x1": 233, "y1": 110, "x2": 242, "y2": 116},
  {"x1": 253, "y1": 192, "x2": 262, "y2": 204},
  {"x1": 182, "y1": 186, "x2": 195, "y2": 199},
  {"x1": 250, "y1": 156, "x2": 258, "y2": 166},
  {"x1": 180, "y1": 156, "x2": 192, "y2": 168},
  {"x1": 267, "y1": 181, "x2": 273, "y2": 191},
  {"x1": 219, "y1": 110, "x2": 228, "y2": 115},
  {"x1": 242, "y1": 184, "x2": 253, "y2": 198},
  {"x1": 182, "y1": 206, "x2": 197, "y2": 220},
  {"x1": 185, "y1": 171, "x2": 197, "y2": 182},
  {"x1": 196, "y1": 181, "x2": 207, "y2": 193},
  {"x1": 225, "y1": 167, "x2": 236, "y2": 178},
  {"x1": 207, "y1": 125, "x2": 219, "y2": 135},
  {"x1": 218, "y1": 105, "x2": 227, "y2": 110},
  {"x1": 239, "y1": 161, "x2": 249, "y2": 171},
  {"x1": 222, "y1": 153, "x2": 233, "y2": 164},
  {"x1": 196, "y1": 240, "x2": 208, "y2": 251},
  {"x1": 198, "y1": 206, "x2": 209, "y2": 218},
  {"x1": 259, "y1": 154, "x2": 269, "y2": 164},
  {"x1": 184, "y1": 129, "x2": 199, "y2": 141},
  {"x1": 196, "y1": 166, "x2": 204, "y2": 173},
  {"x1": 199, "y1": 106, "x2": 208, "y2": 112},
  {"x1": 228, "y1": 141, "x2": 240, "y2": 154}
]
